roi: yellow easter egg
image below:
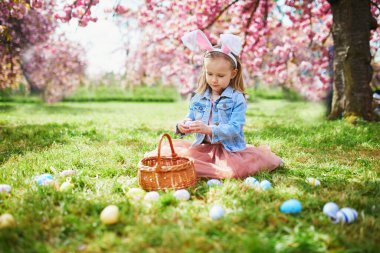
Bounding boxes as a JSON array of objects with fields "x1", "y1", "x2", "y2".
[
  {"x1": 0, "y1": 213, "x2": 16, "y2": 229},
  {"x1": 100, "y1": 205, "x2": 119, "y2": 225}
]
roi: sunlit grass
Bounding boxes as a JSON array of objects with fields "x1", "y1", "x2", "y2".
[{"x1": 0, "y1": 98, "x2": 379, "y2": 253}]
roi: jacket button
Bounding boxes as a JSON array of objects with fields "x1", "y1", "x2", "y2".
[{"x1": 215, "y1": 122, "x2": 219, "y2": 126}]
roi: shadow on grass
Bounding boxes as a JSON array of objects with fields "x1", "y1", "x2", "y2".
[
  {"x1": 0, "y1": 123, "x2": 105, "y2": 165},
  {"x1": 245, "y1": 122, "x2": 380, "y2": 149},
  {"x1": 0, "y1": 104, "x2": 15, "y2": 113}
]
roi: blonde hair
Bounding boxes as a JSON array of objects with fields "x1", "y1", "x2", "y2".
[{"x1": 196, "y1": 49, "x2": 245, "y2": 94}]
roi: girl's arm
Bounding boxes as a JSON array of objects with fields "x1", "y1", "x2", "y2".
[{"x1": 210, "y1": 94, "x2": 246, "y2": 143}]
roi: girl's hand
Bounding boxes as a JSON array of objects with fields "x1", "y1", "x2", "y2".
[
  {"x1": 177, "y1": 118, "x2": 192, "y2": 134},
  {"x1": 188, "y1": 120, "x2": 212, "y2": 135}
]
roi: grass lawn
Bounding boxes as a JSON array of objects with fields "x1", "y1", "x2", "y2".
[{"x1": 0, "y1": 99, "x2": 379, "y2": 253}]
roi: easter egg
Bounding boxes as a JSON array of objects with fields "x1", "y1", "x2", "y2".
[
  {"x1": 335, "y1": 207, "x2": 358, "y2": 224},
  {"x1": 35, "y1": 174, "x2": 54, "y2": 185},
  {"x1": 244, "y1": 177, "x2": 259, "y2": 188},
  {"x1": 126, "y1": 188, "x2": 146, "y2": 200},
  {"x1": 59, "y1": 181, "x2": 74, "y2": 192},
  {"x1": 207, "y1": 179, "x2": 222, "y2": 187},
  {"x1": 259, "y1": 180, "x2": 272, "y2": 190},
  {"x1": 185, "y1": 121, "x2": 193, "y2": 126},
  {"x1": 0, "y1": 184, "x2": 11, "y2": 194},
  {"x1": 144, "y1": 191, "x2": 160, "y2": 201},
  {"x1": 209, "y1": 205, "x2": 225, "y2": 220},
  {"x1": 100, "y1": 205, "x2": 119, "y2": 225},
  {"x1": 173, "y1": 189, "x2": 190, "y2": 201},
  {"x1": 60, "y1": 169, "x2": 76, "y2": 177},
  {"x1": 0, "y1": 213, "x2": 16, "y2": 229},
  {"x1": 322, "y1": 202, "x2": 339, "y2": 221},
  {"x1": 280, "y1": 199, "x2": 302, "y2": 214},
  {"x1": 306, "y1": 177, "x2": 321, "y2": 186}
]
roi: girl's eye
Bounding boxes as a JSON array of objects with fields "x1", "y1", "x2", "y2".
[
  {"x1": 218, "y1": 75, "x2": 224, "y2": 78},
  {"x1": 207, "y1": 73, "x2": 212, "y2": 76}
]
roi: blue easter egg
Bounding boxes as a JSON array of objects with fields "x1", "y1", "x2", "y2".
[
  {"x1": 207, "y1": 179, "x2": 222, "y2": 187},
  {"x1": 209, "y1": 205, "x2": 225, "y2": 220},
  {"x1": 260, "y1": 180, "x2": 272, "y2": 190},
  {"x1": 280, "y1": 199, "x2": 302, "y2": 214},
  {"x1": 244, "y1": 177, "x2": 258, "y2": 188},
  {"x1": 35, "y1": 174, "x2": 54, "y2": 185}
]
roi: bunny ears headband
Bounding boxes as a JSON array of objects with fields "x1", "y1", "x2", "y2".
[{"x1": 181, "y1": 29, "x2": 242, "y2": 67}]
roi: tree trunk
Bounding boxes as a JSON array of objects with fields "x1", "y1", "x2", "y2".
[{"x1": 328, "y1": 0, "x2": 374, "y2": 120}]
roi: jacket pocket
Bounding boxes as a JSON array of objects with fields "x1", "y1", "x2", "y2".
[
  {"x1": 216, "y1": 101, "x2": 233, "y2": 122},
  {"x1": 192, "y1": 102, "x2": 206, "y2": 120}
]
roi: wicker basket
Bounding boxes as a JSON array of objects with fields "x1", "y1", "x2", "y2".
[{"x1": 138, "y1": 133, "x2": 197, "y2": 191}]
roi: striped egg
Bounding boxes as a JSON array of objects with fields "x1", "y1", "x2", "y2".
[
  {"x1": 335, "y1": 207, "x2": 358, "y2": 224},
  {"x1": 306, "y1": 177, "x2": 321, "y2": 186},
  {"x1": 0, "y1": 184, "x2": 11, "y2": 194}
]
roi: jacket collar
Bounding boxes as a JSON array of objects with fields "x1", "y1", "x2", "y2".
[{"x1": 201, "y1": 85, "x2": 234, "y2": 99}]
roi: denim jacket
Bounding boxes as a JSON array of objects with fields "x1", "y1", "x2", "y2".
[{"x1": 179, "y1": 85, "x2": 247, "y2": 152}]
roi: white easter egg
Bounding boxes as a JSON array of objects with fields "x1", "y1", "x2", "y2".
[
  {"x1": 100, "y1": 205, "x2": 119, "y2": 225},
  {"x1": 335, "y1": 207, "x2": 358, "y2": 224},
  {"x1": 60, "y1": 169, "x2": 76, "y2": 177},
  {"x1": 173, "y1": 189, "x2": 190, "y2": 201},
  {"x1": 207, "y1": 179, "x2": 222, "y2": 187},
  {"x1": 306, "y1": 177, "x2": 321, "y2": 186},
  {"x1": 0, "y1": 184, "x2": 11, "y2": 194},
  {"x1": 209, "y1": 205, "x2": 225, "y2": 220},
  {"x1": 144, "y1": 191, "x2": 160, "y2": 201},
  {"x1": 259, "y1": 180, "x2": 272, "y2": 190},
  {"x1": 244, "y1": 177, "x2": 259, "y2": 188},
  {"x1": 59, "y1": 181, "x2": 74, "y2": 192},
  {"x1": 126, "y1": 188, "x2": 146, "y2": 200},
  {"x1": 323, "y1": 202, "x2": 339, "y2": 221},
  {"x1": 0, "y1": 213, "x2": 16, "y2": 229}
]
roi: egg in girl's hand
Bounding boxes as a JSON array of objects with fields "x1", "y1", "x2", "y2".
[
  {"x1": 209, "y1": 205, "x2": 225, "y2": 220},
  {"x1": 100, "y1": 205, "x2": 119, "y2": 225},
  {"x1": 207, "y1": 179, "x2": 222, "y2": 187},
  {"x1": 144, "y1": 191, "x2": 160, "y2": 201},
  {"x1": 0, "y1": 184, "x2": 11, "y2": 194},
  {"x1": 0, "y1": 213, "x2": 16, "y2": 229},
  {"x1": 184, "y1": 121, "x2": 194, "y2": 126},
  {"x1": 306, "y1": 177, "x2": 321, "y2": 186},
  {"x1": 126, "y1": 188, "x2": 146, "y2": 200},
  {"x1": 259, "y1": 180, "x2": 272, "y2": 190},
  {"x1": 173, "y1": 189, "x2": 190, "y2": 201}
]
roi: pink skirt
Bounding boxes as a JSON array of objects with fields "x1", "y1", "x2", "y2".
[{"x1": 144, "y1": 139, "x2": 282, "y2": 179}]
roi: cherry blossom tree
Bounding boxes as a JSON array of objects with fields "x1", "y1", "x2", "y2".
[
  {"x1": 0, "y1": 0, "x2": 99, "y2": 101},
  {"x1": 114, "y1": 0, "x2": 380, "y2": 119}
]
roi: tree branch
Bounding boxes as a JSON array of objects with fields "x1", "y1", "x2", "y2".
[
  {"x1": 242, "y1": 0, "x2": 261, "y2": 50},
  {"x1": 370, "y1": 0, "x2": 380, "y2": 12},
  {"x1": 202, "y1": 0, "x2": 240, "y2": 30}
]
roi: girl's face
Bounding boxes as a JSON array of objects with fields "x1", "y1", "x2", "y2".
[{"x1": 204, "y1": 57, "x2": 237, "y2": 95}]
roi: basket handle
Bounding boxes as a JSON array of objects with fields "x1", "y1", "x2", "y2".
[{"x1": 156, "y1": 133, "x2": 178, "y2": 171}]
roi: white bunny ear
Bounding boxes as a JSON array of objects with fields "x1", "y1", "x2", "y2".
[
  {"x1": 220, "y1": 34, "x2": 242, "y2": 55},
  {"x1": 181, "y1": 29, "x2": 214, "y2": 52}
]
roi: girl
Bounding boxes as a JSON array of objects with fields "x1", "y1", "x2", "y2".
[{"x1": 146, "y1": 29, "x2": 283, "y2": 179}]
